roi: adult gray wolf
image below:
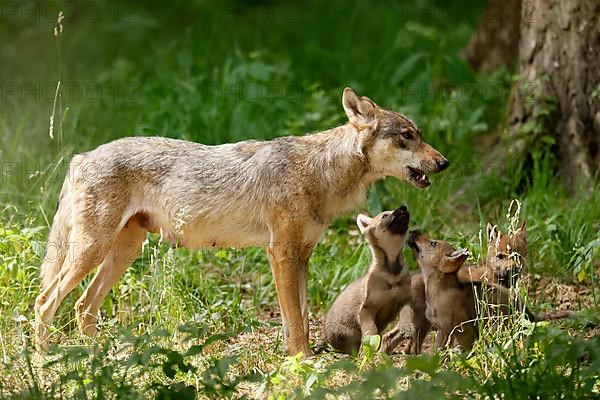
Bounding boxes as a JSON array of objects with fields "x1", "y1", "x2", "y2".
[{"x1": 34, "y1": 87, "x2": 449, "y2": 355}]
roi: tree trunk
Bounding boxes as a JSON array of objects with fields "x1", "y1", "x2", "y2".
[
  {"x1": 509, "y1": 0, "x2": 600, "y2": 191},
  {"x1": 463, "y1": 0, "x2": 521, "y2": 73}
]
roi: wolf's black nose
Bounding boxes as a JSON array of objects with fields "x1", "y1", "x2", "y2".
[
  {"x1": 409, "y1": 229, "x2": 421, "y2": 238},
  {"x1": 393, "y1": 205, "x2": 408, "y2": 216},
  {"x1": 407, "y1": 230, "x2": 420, "y2": 251},
  {"x1": 437, "y1": 159, "x2": 450, "y2": 171}
]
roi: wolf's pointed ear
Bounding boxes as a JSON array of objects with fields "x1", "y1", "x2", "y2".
[
  {"x1": 487, "y1": 223, "x2": 498, "y2": 243},
  {"x1": 342, "y1": 87, "x2": 377, "y2": 130},
  {"x1": 442, "y1": 249, "x2": 469, "y2": 273},
  {"x1": 356, "y1": 213, "x2": 372, "y2": 234}
]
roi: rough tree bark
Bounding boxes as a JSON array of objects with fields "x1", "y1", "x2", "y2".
[
  {"x1": 468, "y1": 0, "x2": 600, "y2": 191},
  {"x1": 510, "y1": 0, "x2": 600, "y2": 190}
]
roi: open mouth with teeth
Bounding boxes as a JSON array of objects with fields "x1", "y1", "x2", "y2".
[{"x1": 407, "y1": 166, "x2": 431, "y2": 188}]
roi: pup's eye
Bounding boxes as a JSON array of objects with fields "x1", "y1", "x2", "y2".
[
  {"x1": 382, "y1": 214, "x2": 388, "y2": 219},
  {"x1": 402, "y1": 132, "x2": 413, "y2": 140},
  {"x1": 430, "y1": 241, "x2": 437, "y2": 248},
  {"x1": 497, "y1": 253, "x2": 506, "y2": 260}
]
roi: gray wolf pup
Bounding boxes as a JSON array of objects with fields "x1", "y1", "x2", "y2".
[
  {"x1": 456, "y1": 222, "x2": 527, "y2": 288},
  {"x1": 34, "y1": 87, "x2": 449, "y2": 355},
  {"x1": 455, "y1": 222, "x2": 572, "y2": 322},
  {"x1": 323, "y1": 206, "x2": 411, "y2": 354},
  {"x1": 408, "y1": 231, "x2": 476, "y2": 351}
]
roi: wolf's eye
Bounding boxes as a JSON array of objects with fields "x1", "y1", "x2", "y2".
[
  {"x1": 497, "y1": 253, "x2": 506, "y2": 260},
  {"x1": 402, "y1": 132, "x2": 413, "y2": 140},
  {"x1": 430, "y1": 241, "x2": 437, "y2": 248},
  {"x1": 382, "y1": 214, "x2": 388, "y2": 219}
]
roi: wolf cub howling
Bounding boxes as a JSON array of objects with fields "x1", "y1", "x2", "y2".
[{"x1": 324, "y1": 206, "x2": 411, "y2": 354}]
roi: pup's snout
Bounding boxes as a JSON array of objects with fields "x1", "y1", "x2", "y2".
[
  {"x1": 409, "y1": 229, "x2": 421, "y2": 237},
  {"x1": 436, "y1": 158, "x2": 450, "y2": 171},
  {"x1": 389, "y1": 206, "x2": 409, "y2": 234},
  {"x1": 408, "y1": 230, "x2": 421, "y2": 251},
  {"x1": 393, "y1": 205, "x2": 408, "y2": 216}
]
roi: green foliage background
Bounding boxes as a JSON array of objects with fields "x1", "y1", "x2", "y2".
[{"x1": 0, "y1": 0, "x2": 598, "y2": 398}]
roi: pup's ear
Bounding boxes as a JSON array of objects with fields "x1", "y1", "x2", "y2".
[
  {"x1": 342, "y1": 87, "x2": 377, "y2": 129},
  {"x1": 487, "y1": 223, "x2": 499, "y2": 243},
  {"x1": 442, "y1": 249, "x2": 469, "y2": 273},
  {"x1": 356, "y1": 213, "x2": 372, "y2": 234}
]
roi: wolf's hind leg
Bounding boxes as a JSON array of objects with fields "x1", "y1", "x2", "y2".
[
  {"x1": 75, "y1": 218, "x2": 146, "y2": 337},
  {"x1": 409, "y1": 318, "x2": 431, "y2": 354},
  {"x1": 381, "y1": 323, "x2": 407, "y2": 354},
  {"x1": 456, "y1": 323, "x2": 476, "y2": 351},
  {"x1": 35, "y1": 228, "x2": 110, "y2": 350},
  {"x1": 39, "y1": 210, "x2": 71, "y2": 291},
  {"x1": 435, "y1": 328, "x2": 451, "y2": 351}
]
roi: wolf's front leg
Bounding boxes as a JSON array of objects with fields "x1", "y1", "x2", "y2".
[
  {"x1": 297, "y1": 242, "x2": 316, "y2": 346},
  {"x1": 267, "y1": 239, "x2": 311, "y2": 357},
  {"x1": 358, "y1": 305, "x2": 378, "y2": 337}
]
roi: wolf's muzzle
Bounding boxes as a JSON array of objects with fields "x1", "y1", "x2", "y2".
[
  {"x1": 408, "y1": 230, "x2": 421, "y2": 252},
  {"x1": 388, "y1": 206, "x2": 409, "y2": 234},
  {"x1": 436, "y1": 158, "x2": 450, "y2": 171}
]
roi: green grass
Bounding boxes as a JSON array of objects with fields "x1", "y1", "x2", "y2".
[{"x1": 0, "y1": 0, "x2": 598, "y2": 398}]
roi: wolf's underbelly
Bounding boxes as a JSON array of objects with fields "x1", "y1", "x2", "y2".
[
  {"x1": 129, "y1": 188, "x2": 272, "y2": 249},
  {"x1": 130, "y1": 207, "x2": 270, "y2": 249},
  {"x1": 182, "y1": 219, "x2": 270, "y2": 249}
]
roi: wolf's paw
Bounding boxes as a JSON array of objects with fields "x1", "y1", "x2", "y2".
[{"x1": 75, "y1": 302, "x2": 99, "y2": 337}]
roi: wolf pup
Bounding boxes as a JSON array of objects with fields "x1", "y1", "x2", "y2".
[
  {"x1": 34, "y1": 87, "x2": 449, "y2": 355},
  {"x1": 456, "y1": 222, "x2": 573, "y2": 322},
  {"x1": 324, "y1": 206, "x2": 411, "y2": 354},
  {"x1": 457, "y1": 222, "x2": 527, "y2": 288},
  {"x1": 408, "y1": 231, "x2": 477, "y2": 351}
]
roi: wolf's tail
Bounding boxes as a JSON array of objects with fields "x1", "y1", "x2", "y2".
[{"x1": 40, "y1": 172, "x2": 74, "y2": 290}]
